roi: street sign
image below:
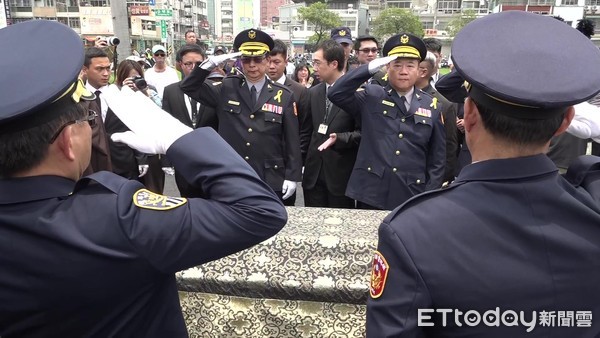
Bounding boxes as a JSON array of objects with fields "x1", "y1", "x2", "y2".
[
  {"x1": 153, "y1": 9, "x2": 173, "y2": 17},
  {"x1": 160, "y1": 20, "x2": 167, "y2": 43}
]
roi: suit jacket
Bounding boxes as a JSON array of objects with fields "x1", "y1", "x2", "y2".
[
  {"x1": 83, "y1": 98, "x2": 112, "y2": 175},
  {"x1": 0, "y1": 129, "x2": 286, "y2": 337},
  {"x1": 367, "y1": 154, "x2": 600, "y2": 337},
  {"x1": 422, "y1": 83, "x2": 459, "y2": 181},
  {"x1": 162, "y1": 81, "x2": 218, "y2": 197},
  {"x1": 181, "y1": 67, "x2": 302, "y2": 192},
  {"x1": 329, "y1": 64, "x2": 446, "y2": 210},
  {"x1": 303, "y1": 82, "x2": 360, "y2": 196},
  {"x1": 162, "y1": 81, "x2": 218, "y2": 131},
  {"x1": 283, "y1": 78, "x2": 312, "y2": 164},
  {"x1": 104, "y1": 108, "x2": 141, "y2": 179}
]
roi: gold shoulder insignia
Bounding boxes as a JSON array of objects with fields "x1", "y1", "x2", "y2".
[{"x1": 133, "y1": 189, "x2": 187, "y2": 211}]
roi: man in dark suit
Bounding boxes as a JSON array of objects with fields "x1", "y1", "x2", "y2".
[
  {"x1": 267, "y1": 39, "x2": 311, "y2": 205},
  {"x1": 83, "y1": 47, "x2": 141, "y2": 180},
  {"x1": 328, "y1": 33, "x2": 446, "y2": 210},
  {"x1": 366, "y1": 12, "x2": 600, "y2": 337},
  {"x1": 163, "y1": 44, "x2": 218, "y2": 197},
  {"x1": 181, "y1": 29, "x2": 302, "y2": 202},
  {"x1": 0, "y1": 20, "x2": 286, "y2": 336},
  {"x1": 303, "y1": 40, "x2": 360, "y2": 208}
]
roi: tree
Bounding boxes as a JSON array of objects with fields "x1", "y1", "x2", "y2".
[
  {"x1": 447, "y1": 10, "x2": 478, "y2": 37},
  {"x1": 371, "y1": 8, "x2": 423, "y2": 43},
  {"x1": 298, "y1": 2, "x2": 341, "y2": 46}
]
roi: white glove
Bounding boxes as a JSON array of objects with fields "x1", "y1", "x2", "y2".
[
  {"x1": 162, "y1": 167, "x2": 175, "y2": 176},
  {"x1": 282, "y1": 180, "x2": 297, "y2": 200},
  {"x1": 368, "y1": 55, "x2": 399, "y2": 75},
  {"x1": 103, "y1": 85, "x2": 193, "y2": 154},
  {"x1": 138, "y1": 164, "x2": 149, "y2": 177},
  {"x1": 200, "y1": 52, "x2": 242, "y2": 71},
  {"x1": 568, "y1": 102, "x2": 600, "y2": 142}
]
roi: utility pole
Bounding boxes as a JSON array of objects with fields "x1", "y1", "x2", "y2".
[{"x1": 110, "y1": 1, "x2": 132, "y2": 59}]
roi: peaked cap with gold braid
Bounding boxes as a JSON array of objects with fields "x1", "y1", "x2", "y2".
[
  {"x1": 233, "y1": 29, "x2": 275, "y2": 57},
  {"x1": 0, "y1": 20, "x2": 95, "y2": 132},
  {"x1": 382, "y1": 33, "x2": 427, "y2": 61}
]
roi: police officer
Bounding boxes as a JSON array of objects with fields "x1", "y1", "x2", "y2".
[
  {"x1": 181, "y1": 29, "x2": 302, "y2": 202},
  {"x1": 328, "y1": 33, "x2": 446, "y2": 210},
  {"x1": 366, "y1": 11, "x2": 600, "y2": 337},
  {"x1": 0, "y1": 21, "x2": 286, "y2": 336}
]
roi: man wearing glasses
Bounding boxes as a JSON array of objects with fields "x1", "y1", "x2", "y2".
[
  {"x1": 145, "y1": 45, "x2": 179, "y2": 99},
  {"x1": 0, "y1": 20, "x2": 287, "y2": 336},
  {"x1": 181, "y1": 29, "x2": 302, "y2": 202},
  {"x1": 354, "y1": 35, "x2": 379, "y2": 65}
]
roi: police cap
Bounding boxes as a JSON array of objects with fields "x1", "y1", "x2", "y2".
[
  {"x1": 233, "y1": 29, "x2": 274, "y2": 57},
  {"x1": 331, "y1": 27, "x2": 353, "y2": 45},
  {"x1": 452, "y1": 11, "x2": 600, "y2": 119},
  {"x1": 382, "y1": 33, "x2": 427, "y2": 61},
  {"x1": 0, "y1": 21, "x2": 94, "y2": 132}
]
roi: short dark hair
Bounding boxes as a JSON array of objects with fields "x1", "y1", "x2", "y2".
[
  {"x1": 423, "y1": 38, "x2": 442, "y2": 54},
  {"x1": 473, "y1": 99, "x2": 566, "y2": 146},
  {"x1": 185, "y1": 30, "x2": 196, "y2": 38},
  {"x1": 270, "y1": 39, "x2": 288, "y2": 58},
  {"x1": 176, "y1": 44, "x2": 206, "y2": 62},
  {"x1": 354, "y1": 35, "x2": 378, "y2": 51},
  {"x1": 84, "y1": 47, "x2": 108, "y2": 67},
  {"x1": 0, "y1": 102, "x2": 87, "y2": 178},
  {"x1": 316, "y1": 39, "x2": 345, "y2": 72}
]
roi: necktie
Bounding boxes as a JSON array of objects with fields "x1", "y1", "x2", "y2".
[
  {"x1": 250, "y1": 85, "x2": 257, "y2": 108},
  {"x1": 93, "y1": 90, "x2": 102, "y2": 114},
  {"x1": 399, "y1": 95, "x2": 408, "y2": 115},
  {"x1": 325, "y1": 85, "x2": 332, "y2": 114},
  {"x1": 189, "y1": 97, "x2": 199, "y2": 128}
]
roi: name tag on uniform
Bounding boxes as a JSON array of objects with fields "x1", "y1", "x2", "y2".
[
  {"x1": 416, "y1": 108, "x2": 432, "y2": 117},
  {"x1": 318, "y1": 124, "x2": 328, "y2": 135},
  {"x1": 382, "y1": 100, "x2": 395, "y2": 107},
  {"x1": 262, "y1": 103, "x2": 283, "y2": 115}
]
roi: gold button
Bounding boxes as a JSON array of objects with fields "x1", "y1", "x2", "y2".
[
  {"x1": 401, "y1": 118, "x2": 405, "y2": 122},
  {"x1": 246, "y1": 142, "x2": 251, "y2": 146},
  {"x1": 248, "y1": 128, "x2": 253, "y2": 133},
  {"x1": 422, "y1": 119, "x2": 426, "y2": 123},
  {"x1": 250, "y1": 114, "x2": 255, "y2": 119},
  {"x1": 416, "y1": 179, "x2": 421, "y2": 184},
  {"x1": 383, "y1": 111, "x2": 387, "y2": 115},
  {"x1": 398, "y1": 133, "x2": 404, "y2": 139},
  {"x1": 392, "y1": 168, "x2": 397, "y2": 172},
  {"x1": 367, "y1": 167, "x2": 372, "y2": 171},
  {"x1": 274, "y1": 165, "x2": 278, "y2": 169},
  {"x1": 395, "y1": 150, "x2": 400, "y2": 155},
  {"x1": 272, "y1": 118, "x2": 276, "y2": 122},
  {"x1": 244, "y1": 156, "x2": 249, "y2": 160},
  {"x1": 230, "y1": 109, "x2": 234, "y2": 112}
]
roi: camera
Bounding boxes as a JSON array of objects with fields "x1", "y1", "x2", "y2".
[
  {"x1": 96, "y1": 36, "x2": 120, "y2": 46},
  {"x1": 131, "y1": 76, "x2": 147, "y2": 90}
]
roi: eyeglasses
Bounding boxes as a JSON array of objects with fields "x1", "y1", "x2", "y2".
[
  {"x1": 358, "y1": 48, "x2": 380, "y2": 54},
  {"x1": 240, "y1": 56, "x2": 265, "y2": 64},
  {"x1": 182, "y1": 61, "x2": 198, "y2": 68},
  {"x1": 49, "y1": 110, "x2": 98, "y2": 144},
  {"x1": 154, "y1": 53, "x2": 166, "y2": 57}
]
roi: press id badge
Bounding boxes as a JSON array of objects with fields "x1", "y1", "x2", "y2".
[{"x1": 318, "y1": 123, "x2": 328, "y2": 135}]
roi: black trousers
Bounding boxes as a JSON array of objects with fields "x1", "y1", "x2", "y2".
[{"x1": 303, "y1": 173, "x2": 355, "y2": 209}]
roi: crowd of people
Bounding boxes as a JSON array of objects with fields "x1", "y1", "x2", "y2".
[{"x1": 1, "y1": 11, "x2": 600, "y2": 337}]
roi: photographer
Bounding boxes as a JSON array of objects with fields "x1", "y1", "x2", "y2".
[{"x1": 114, "y1": 60, "x2": 165, "y2": 194}]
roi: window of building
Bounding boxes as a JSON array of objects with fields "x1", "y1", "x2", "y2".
[
  {"x1": 69, "y1": 17, "x2": 80, "y2": 28},
  {"x1": 562, "y1": 0, "x2": 577, "y2": 4},
  {"x1": 388, "y1": 1, "x2": 412, "y2": 8},
  {"x1": 10, "y1": 0, "x2": 33, "y2": 5}
]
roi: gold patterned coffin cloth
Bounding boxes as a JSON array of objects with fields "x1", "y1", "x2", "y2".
[{"x1": 177, "y1": 207, "x2": 389, "y2": 337}]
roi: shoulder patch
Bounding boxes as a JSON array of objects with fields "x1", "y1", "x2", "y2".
[
  {"x1": 133, "y1": 189, "x2": 187, "y2": 210},
  {"x1": 370, "y1": 251, "x2": 389, "y2": 299}
]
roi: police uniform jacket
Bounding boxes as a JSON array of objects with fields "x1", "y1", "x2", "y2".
[
  {"x1": 0, "y1": 129, "x2": 287, "y2": 337},
  {"x1": 181, "y1": 67, "x2": 302, "y2": 191},
  {"x1": 328, "y1": 64, "x2": 446, "y2": 210},
  {"x1": 367, "y1": 154, "x2": 600, "y2": 337},
  {"x1": 303, "y1": 82, "x2": 361, "y2": 196}
]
